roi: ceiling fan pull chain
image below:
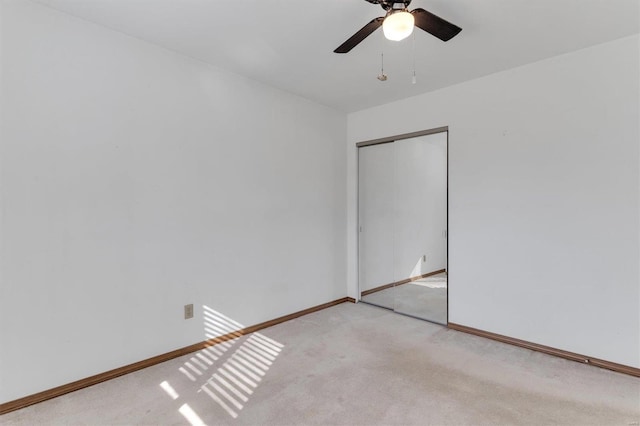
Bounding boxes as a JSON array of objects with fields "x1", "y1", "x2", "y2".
[
  {"x1": 412, "y1": 31, "x2": 417, "y2": 84},
  {"x1": 377, "y1": 51, "x2": 388, "y2": 81}
]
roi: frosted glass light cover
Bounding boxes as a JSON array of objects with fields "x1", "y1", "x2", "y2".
[{"x1": 383, "y1": 11, "x2": 415, "y2": 41}]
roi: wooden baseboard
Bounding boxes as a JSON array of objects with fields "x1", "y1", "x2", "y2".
[
  {"x1": 361, "y1": 269, "x2": 446, "y2": 297},
  {"x1": 0, "y1": 297, "x2": 352, "y2": 415},
  {"x1": 448, "y1": 323, "x2": 640, "y2": 377}
]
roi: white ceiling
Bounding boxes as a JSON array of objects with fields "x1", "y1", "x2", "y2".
[{"x1": 35, "y1": 0, "x2": 639, "y2": 112}]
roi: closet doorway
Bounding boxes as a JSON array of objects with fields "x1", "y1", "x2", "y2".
[{"x1": 358, "y1": 127, "x2": 448, "y2": 324}]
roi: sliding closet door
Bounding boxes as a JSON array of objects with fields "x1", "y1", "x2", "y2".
[
  {"x1": 392, "y1": 132, "x2": 447, "y2": 324},
  {"x1": 358, "y1": 129, "x2": 448, "y2": 324},
  {"x1": 358, "y1": 142, "x2": 394, "y2": 309}
]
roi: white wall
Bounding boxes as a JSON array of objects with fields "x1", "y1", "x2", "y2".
[
  {"x1": 0, "y1": 0, "x2": 346, "y2": 403},
  {"x1": 348, "y1": 35, "x2": 640, "y2": 368}
]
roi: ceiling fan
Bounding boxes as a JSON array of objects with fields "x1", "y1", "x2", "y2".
[{"x1": 334, "y1": 0, "x2": 462, "y2": 53}]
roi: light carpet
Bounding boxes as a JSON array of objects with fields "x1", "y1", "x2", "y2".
[{"x1": 1, "y1": 302, "x2": 638, "y2": 425}]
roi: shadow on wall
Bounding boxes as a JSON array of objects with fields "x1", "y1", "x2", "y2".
[{"x1": 158, "y1": 305, "x2": 284, "y2": 424}]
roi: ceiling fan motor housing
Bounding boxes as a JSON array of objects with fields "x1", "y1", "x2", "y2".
[{"x1": 366, "y1": 0, "x2": 412, "y2": 12}]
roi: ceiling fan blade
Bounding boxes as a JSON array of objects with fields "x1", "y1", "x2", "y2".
[
  {"x1": 411, "y1": 8, "x2": 462, "y2": 41},
  {"x1": 334, "y1": 17, "x2": 384, "y2": 53}
]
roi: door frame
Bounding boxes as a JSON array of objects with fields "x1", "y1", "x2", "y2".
[{"x1": 356, "y1": 126, "x2": 449, "y2": 324}]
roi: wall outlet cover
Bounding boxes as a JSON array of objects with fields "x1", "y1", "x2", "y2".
[{"x1": 184, "y1": 304, "x2": 194, "y2": 319}]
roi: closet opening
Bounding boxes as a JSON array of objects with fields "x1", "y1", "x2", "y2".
[{"x1": 357, "y1": 127, "x2": 448, "y2": 325}]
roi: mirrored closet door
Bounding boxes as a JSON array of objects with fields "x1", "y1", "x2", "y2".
[
  {"x1": 358, "y1": 142, "x2": 395, "y2": 310},
  {"x1": 358, "y1": 129, "x2": 448, "y2": 324}
]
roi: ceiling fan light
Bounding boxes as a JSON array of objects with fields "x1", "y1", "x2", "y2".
[{"x1": 383, "y1": 10, "x2": 415, "y2": 41}]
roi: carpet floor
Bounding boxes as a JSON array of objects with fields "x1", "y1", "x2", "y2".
[{"x1": 1, "y1": 302, "x2": 639, "y2": 425}]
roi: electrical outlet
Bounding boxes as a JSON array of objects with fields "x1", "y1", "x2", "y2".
[{"x1": 184, "y1": 304, "x2": 194, "y2": 319}]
